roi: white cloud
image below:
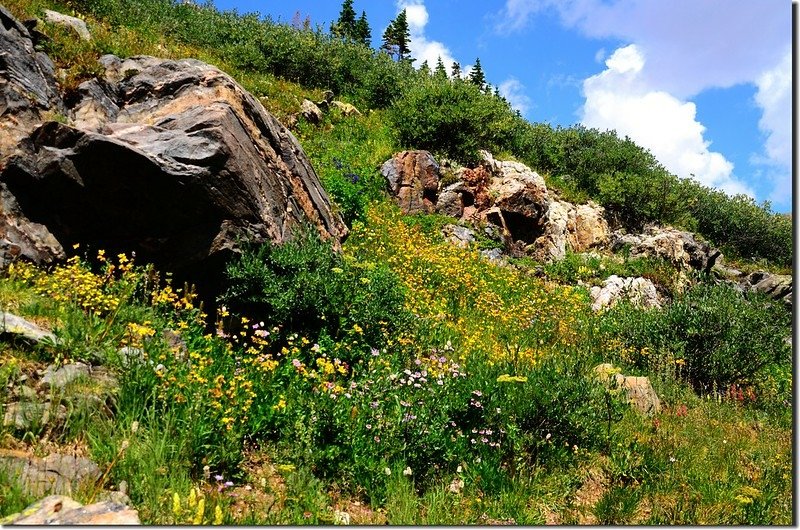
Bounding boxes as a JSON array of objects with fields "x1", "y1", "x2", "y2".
[
  {"x1": 495, "y1": 0, "x2": 788, "y2": 98},
  {"x1": 395, "y1": 1, "x2": 458, "y2": 71},
  {"x1": 581, "y1": 45, "x2": 753, "y2": 197},
  {"x1": 495, "y1": 0, "x2": 790, "y2": 204},
  {"x1": 753, "y1": 48, "x2": 791, "y2": 206},
  {"x1": 499, "y1": 78, "x2": 533, "y2": 115}
]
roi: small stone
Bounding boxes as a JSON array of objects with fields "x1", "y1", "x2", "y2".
[{"x1": 40, "y1": 362, "x2": 90, "y2": 390}]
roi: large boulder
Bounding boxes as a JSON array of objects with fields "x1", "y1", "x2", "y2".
[
  {"x1": 0, "y1": 22, "x2": 347, "y2": 295},
  {"x1": 486, "y1": 161, "x2": 550, "y2": 245},
  {"x1": 381, "y1": 150, "x2": 440, "y2": 215}
]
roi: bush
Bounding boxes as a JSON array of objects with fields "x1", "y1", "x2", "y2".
[
  {"x1": 604, "y1": 282, "x2": 791, "y2": 393},
  {"x1": 220, "y1": 225, "x2": 409, "y2": 356},
  {"x1": 389, "y1": 76, "x2": 518, "y2": 164}
]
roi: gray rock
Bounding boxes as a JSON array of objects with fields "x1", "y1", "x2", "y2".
[
  {"x1": 1, "y1": 495, "x2": 140, "y2": 525},
  {"x1": 589, "y1": 275, "x2": 662, "y2": 312},
  {"x1": 0, "y1": 5, "x2": 64, "y2": 161},
  {"x1": 43, "y1": 10, "x2": 91, "y2": 40},
  {"x1": 610, "y1": 226, "x2": 721, "y2": 273},
  {"x1": 117, "y1": 346, "x2": 145, "y2": 367},
  {"x1": 743, "y1": 270, "x2": 792, "y2": 308},
  {"x1": 0, "y1": 312, "x2": 58, "y2": 344},
  {"x1": 2, "y1": 402, "x2": 66, "y2": 431},
  {"x1": 300, "y1": 98, "x2": 322, "y2": 124},
  {"x1": 480, "y1": 248, "x2": 504, "y2": 262},
  {"x1": 15, "y1": 385, "x2": 37, "y2": 401},
  {"x1": 0, "y1": 452, "x2": 101, "y2": 498},
  {"x1": 381, "y1": 151, "x2": 440, "y2": 215},
  {"x1": 441, "y1": 224, "x2": 475, "y2": 248},
  {"x1": 435, "y1": 188, "x2": 464, "y2": 219},
  {"x1": 40, "y1": 362, "x2": 90, "y2": 390}
]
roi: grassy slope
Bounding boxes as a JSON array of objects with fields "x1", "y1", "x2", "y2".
[{"x1": 0, "y1": 0, "x2": 793, "y2": 524}]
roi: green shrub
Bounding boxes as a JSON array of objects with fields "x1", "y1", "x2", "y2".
[
  {"x1": 220, "y1": 225, "x2": 408, "y2": 355},
  {"x1": 604, "y1": 283, "x2": 791, "y2": 393},
  {"x1": 389, "y1": 76, "x2": 518, "y2": 164}
]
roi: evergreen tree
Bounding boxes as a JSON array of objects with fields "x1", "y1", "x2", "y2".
[
  {"x1": 332, "y1": 0, "x2": 357, "y2": 39},
  {"x1": 419, "y1": 59, "x2": 430, "y2": 75},
  {"x1": 451, "y1": 61, "x2": 462, "y2": 79},
  {"x1": 354, "y1": 10, "x2": 371, "y2": 46},
  {"x1": 434, "y1": 56, "x2": 448, "y2": 79},
  {"x1": 382, "y1": 9, "x2": 411, "y2": 61},
  {"x1": 469, "y1": 57, "x2": 486, "y2": 88}
]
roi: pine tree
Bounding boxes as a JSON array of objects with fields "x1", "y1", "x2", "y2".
[
  {"x1": 469, "y1": 57, "x2": 486, "y2": 88},
  {"x1": 380, "y1": 21, "x2": 397, "y2": 57},
  {"x1": 381, "y1": 9, "x2": 411, "y2": 61},
  {"x1": 451, "y1": 61, "x2": 461, "y2": 79},
  {"x1": 393, "y1": 9, "x2": 411, "y2": 61},
  {"x1": 332, "y1": 0, "x2": 357, "y2": 40},
  {"x1": 354, "y1": 10, "x2": 371, "y2": 46},
  {"x1": 434, "y1": 56, "x2": 448, "y2": 79},
  {"x1": 419, "y1": 59, "x2": 430, "y2": 75}
]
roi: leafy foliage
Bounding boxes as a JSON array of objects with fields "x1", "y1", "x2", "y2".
[
  {"x1": 603, "y1": 282, "x2": 791, "y2": 393},
  {"x1": 220, "y1": 225, "x2": 408, "y2": 355}
]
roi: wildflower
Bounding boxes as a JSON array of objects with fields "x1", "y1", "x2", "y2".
[
  {"x1": 214, "y1": 505, "x2": 223, "y2": 525},
  {"x1": 384, "y1": 467, "x2": 391, "y2": 475},
  {"x1": 403, "y1": 467, "x2": 413, "y2": 476},
  {"x1": 172, "y1": 492, "x2": 181, "y2": 517},
  {"x1": 193, "y1": 498, "x2": 205, "y2": 525}
]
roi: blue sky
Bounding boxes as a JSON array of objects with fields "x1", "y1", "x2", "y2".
[{"x1": 211, "y1": 0, "x2": 793, "y2": 213}]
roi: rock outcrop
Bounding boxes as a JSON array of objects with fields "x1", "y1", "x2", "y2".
[
  {"x1": 0, "y1": 5, "x2": 64, "y2": 160},
  {"x1": 610, "y1": 226, "x2": 721, "y2": 273},
  {"x1": 0, "y1": 7, "x2": 347, "y2": 298},
  {"x1": 381, "y1": 150, "x2": 440, "y2": 215},
  {"x1": 741, "y1": 270, "x2": 792, "y2": 308},
  {"x1": 589, "y1": 275, "x2": 663, "y2": 312},
  {"x1": 533, "y1": 200, "x2": 609, "y2": 261},
  {"x1": 383, "y1": 150, "x2": 612, "y2": 261},
  {"x1": 0, "y1": 451, "x2": 101, "y2": 497}
]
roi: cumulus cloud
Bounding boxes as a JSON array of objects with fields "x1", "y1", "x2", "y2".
[
  {"x1": 495, "y1": 0, "x2": 788, "y2": 98},
  {"x1": 495, "y1": 0, "x2": 790, "y2": 204},
  {"x1": 753, "y1": 48, "x2": 792, "y2": 206},
  {"x1": 499, "y1": 78, "x2": 533, "y2": 115},
  {"x1": 395, "y1": 1, "x2": 458, "y2": 71},
  {"x1": 581, "y1": 45, "x2": 753, "y2": 197}
]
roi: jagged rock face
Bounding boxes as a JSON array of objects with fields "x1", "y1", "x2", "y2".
[
  {"x1": 611, "y1": 226, "x2": 720, "y2": 272},
  {"x1": 381, "y1": 150, "x2": 440, "y2": 215},
  {"x1": 532, "y1": 200, "x2": 609, "y2": 261},
  {"x1": 486, "y1": 160, "x2": 550, "y2": 245},
  {"x1": 0, "y1": 5, "x2": 64, "y2": 161},
  {"x1": 589, "y1": 275, "x2": 663, "y2": 312},
  {"x1": 0, "y1": 14, "x2": 347, "y2": 293}
]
